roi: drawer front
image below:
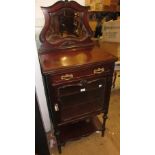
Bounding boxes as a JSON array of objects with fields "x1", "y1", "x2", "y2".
[{"x1": 50, "y1": 64, "x2": 113, "y2": 84}]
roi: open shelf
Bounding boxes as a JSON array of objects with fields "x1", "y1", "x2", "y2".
[{"x1": 59, "y1": 116, "x2": 102, "y2": 144}]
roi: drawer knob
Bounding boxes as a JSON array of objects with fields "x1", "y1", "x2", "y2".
[
  {"x1": 61, "y1": 74, "x2": 73, "y2": 81},
  {"x1": 99, "y1": 84, "x2": 102, "y2": 88},
  {"x1": 54, "y1": 104, "x2": 59, "y2": 111},
  {"x1": 93, "y1": 67, "x2": 105, "y2": 74},
  {"x1": 80, "y1": 88, "x2": 86, "y2": 92}
]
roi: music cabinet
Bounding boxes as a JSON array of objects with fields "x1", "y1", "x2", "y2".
[{"x1": 38, "y1": 1, "x2": 117, "y2": 153}]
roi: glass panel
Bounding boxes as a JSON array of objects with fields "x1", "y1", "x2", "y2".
[{"x1": 46, "y1": 8, "x2": 87, "y2": 44}]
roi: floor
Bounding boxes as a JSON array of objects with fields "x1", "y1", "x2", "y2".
[{"x1": 50, "y1": 89, "x2": 120, "y2": 155}]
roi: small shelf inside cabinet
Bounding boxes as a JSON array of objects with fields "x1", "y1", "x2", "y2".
[
  {"x1": 58, "y1": 78, "x2": 105, "y2": 97},
  {"x1": 57, "y1": 78, "x2": 105, "y2": 97},
  {"x1": 58, "y1": 86, "x2": 104, "y2": 97},
  {"x1": 59, "y1": 116, "x2": 102, "y2": 144}
]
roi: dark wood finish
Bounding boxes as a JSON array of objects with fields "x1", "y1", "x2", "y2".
[
  {"x1": 39, "y1": 43, "x2": 117, "y2": 153},
  {"x1": 39, "y1": 41, "x2": 117, "y2": 74},
  {"x1": 38, "y1": 1, "x2": 118, "y2": 154},
  {"x1": 59, "y1": 116, "x2": 102, "y2": 144},
  {"x1": 39, "y1": 0, "x2": 94, "y2": 51},
  {"x1": 35, "y1": 94, "x2": 50, "y2": 155}
]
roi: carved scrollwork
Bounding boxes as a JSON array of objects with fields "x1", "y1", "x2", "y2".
[{"x1": 39, "y1": 1, "x2": 94, "y2": 51}]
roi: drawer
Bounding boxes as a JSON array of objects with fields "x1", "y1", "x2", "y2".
[{"x1": 50, "y1": 64, "x2": 113, "y2": 84}]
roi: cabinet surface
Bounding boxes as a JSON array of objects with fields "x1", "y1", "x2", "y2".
[
  {"x1": 38, "y1": 1, "x2": 117, "y2": 153},
  {"x1": 39, "y1": 43, "x2": 117, "y2": 153}
]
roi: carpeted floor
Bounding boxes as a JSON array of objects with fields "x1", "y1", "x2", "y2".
[{"x1": 51, "y1": 89, "x2": 120, "y2": 155}]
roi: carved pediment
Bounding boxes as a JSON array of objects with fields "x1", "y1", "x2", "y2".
[{"x1": 39, "y1": 0, "x2": 94, "y2": 51}]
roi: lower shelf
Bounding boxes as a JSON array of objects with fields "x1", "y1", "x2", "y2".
[{"x1": 59, "y1": 116, "x2": 102, "y2": 144}]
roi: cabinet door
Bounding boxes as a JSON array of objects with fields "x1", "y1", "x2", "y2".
[{"x1": 56, "y1": 78, "x2": 106, "y2": 123}]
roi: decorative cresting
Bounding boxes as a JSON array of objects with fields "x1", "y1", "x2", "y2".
[{"x1": 39, "y1": 0, "x2": 94, "y2": 51}]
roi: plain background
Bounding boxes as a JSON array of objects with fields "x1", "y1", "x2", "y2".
[{"x1": 0, "y1": 0, "x2": 155, "y2": 155}]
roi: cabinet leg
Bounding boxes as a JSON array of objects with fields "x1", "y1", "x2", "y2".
[
  {"x1": 102, "y1": 113, "x2": 108, "y2": 137},
  {"x1": 55, "y1": 131, "x2": 62, "y2": 153},
  {"x1": 112, "y1": 71, "x2": 117, "y2": 88},
  {"x1": 58, "y1": 144, "x2": 62, "y2": 154}
]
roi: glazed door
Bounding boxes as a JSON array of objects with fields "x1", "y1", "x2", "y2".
[{"x1": 56, "y1": 78, "x2": 106, "y2": 123}]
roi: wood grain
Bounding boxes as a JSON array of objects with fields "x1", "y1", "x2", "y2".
[{"x1": 39, "y1": 41, "x2": 118, "y2": 74}]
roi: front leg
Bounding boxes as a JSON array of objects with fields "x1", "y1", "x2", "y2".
[
  {"x1": 55, "y1": 131, "x2": 62, "y2": 154},
  {"x1": 102, "y1": 113, "x2": 108, "y2": 137}
]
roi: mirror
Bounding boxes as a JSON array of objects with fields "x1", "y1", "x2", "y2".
[{"x1": 45, "y1": 8, "x2": 88, "y2": 44}]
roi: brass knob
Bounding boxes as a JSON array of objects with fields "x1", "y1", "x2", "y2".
[
  {"x1": 61, "y1": 74, "x2": 73, "y2": 81},
  {"x1": 99, "y1": 84, "x2": 102, "y2": 88},
  {"x1": 80, "y1": 88, "x2": 86, "y2": 92},
  {"x1": 54, "y1": 104, "x2": 59, "y2": 111},
  {"x1": 93, "y1": 67, "x2": 104, "y2": 74}
]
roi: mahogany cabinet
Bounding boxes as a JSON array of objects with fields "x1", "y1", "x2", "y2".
[{"x1": 38, "y1": 1, "x2": 117, "y2": 153}]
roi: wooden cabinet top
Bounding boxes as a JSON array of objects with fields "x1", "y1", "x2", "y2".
[{"x1": 39, "y1": 41, "x2": 118, "y2": 74}]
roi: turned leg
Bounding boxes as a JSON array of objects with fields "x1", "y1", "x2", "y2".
[
  {"x1": 57, "y1": 144, "x2": 62, "y2": 154},
  {"x1": 112, "y1": 71, "x2": 117, "y2": 88},
  {"x1": 55, "y1": 131, "x2": 62, "y2": 154},
  {"x1": 102, "y1": 113, "x2": 108, "y2": 137}
]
